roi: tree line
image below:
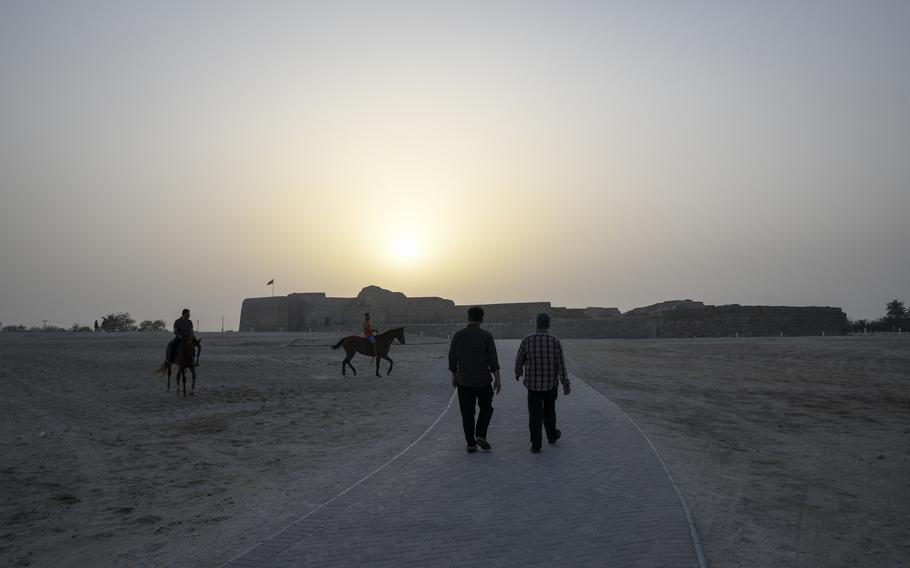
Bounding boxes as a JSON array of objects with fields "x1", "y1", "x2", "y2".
[
  {"x1": 848, "y1": 299, "x2": 908, "y2": 333},
  {"x1": 2, "y1": 312, "x2": 167, "y2": 333}
]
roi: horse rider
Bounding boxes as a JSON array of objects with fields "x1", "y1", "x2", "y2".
[
  {"x1": 166, "y1": 308, "x2": 195, "y2": 364},
  {"x1": 363, "y1": 312, "x2": 379, "y2": 358}
]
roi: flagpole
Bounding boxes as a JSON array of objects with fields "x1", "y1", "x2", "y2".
[{"x1": 272, "y1": 281, "x2": 275, "y2": 297}]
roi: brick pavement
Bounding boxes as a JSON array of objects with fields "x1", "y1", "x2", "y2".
[{"x1": 225, "y1": 340, "x2": 705, "y2": 567}]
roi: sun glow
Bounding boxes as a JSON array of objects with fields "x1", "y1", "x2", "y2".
[{"x1": 391, "y1": 235, "x2": 419, "y2": 259}]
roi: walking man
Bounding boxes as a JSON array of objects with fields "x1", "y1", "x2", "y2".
[
  {"x1": 515, "y1": 313, "x2": 571, "y2": 453},
  {"x1": 448, "y1": 306, "x2": 501, "y2": 453}
]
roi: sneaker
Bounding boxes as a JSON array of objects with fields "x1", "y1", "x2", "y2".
[
  {"x1": 548, "y1": 429, "x2": 562, "y2": 445},
  {"x1": 531, "y1": 446, "x2": 541, "y2": 454},
  {"x1": 475, "y1": 437, "x2": 491, "y2": 451},
  {"x1": 467, "y1": 445, "x2": 477, "y2": 453}
]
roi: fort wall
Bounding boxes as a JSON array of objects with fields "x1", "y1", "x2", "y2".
[
  {"x1": 238, "y1": 286, "x2": 847, "y2": 338},
  {"x1": 238, "y1": 297, "x2": 288, "y2": 332}
]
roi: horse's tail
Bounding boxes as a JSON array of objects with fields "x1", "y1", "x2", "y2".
[
  {"x1": 331, "y1": 338, "x2": 345, "y2": 350},
  {"x1": 153, "y1": 362, "x2": 169, "y2": 375}
]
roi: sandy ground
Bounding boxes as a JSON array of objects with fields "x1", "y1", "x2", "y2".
[
  {"x1": 568, "y1": 335, "x2": 910, "y2": 568},
  {"x1": 3, "y1": 333, "x2": 908, "y2": 567},
  {"x1": 0, "y1": 331, "x2": 453, "y2": 568}
]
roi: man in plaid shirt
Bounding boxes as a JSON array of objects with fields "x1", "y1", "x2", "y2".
[{"x1": 514, "y1": 313, "x2": 571, "y2": 453}]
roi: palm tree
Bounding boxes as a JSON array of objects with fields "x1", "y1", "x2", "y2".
[
  {"x1": 885, "y1": 300, "x2": 906, "y2": 331},
  {"x1": 886, "y1": 299, "x2": 906, "y2": 318}
]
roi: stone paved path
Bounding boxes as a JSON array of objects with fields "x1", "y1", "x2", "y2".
[{"x1": 225, "y1": 341, "x2": 705, "y2": 567}]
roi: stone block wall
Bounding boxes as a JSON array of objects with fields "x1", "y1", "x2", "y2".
[
  {"x1": 239, "y1": 297, "x2": 288, "y2": 332},
  {"x1": 238, "y1": 286, "x2": 847, "y2": 338},
  {"x1": 654, "y1": 305, "x2": 847, "y2": 338},
  {"x1": 457, "y1": 302, "x2": 551, "y2": 324},
  {"x1": 389, "y1": 306, "x2": 846, "y2": 340}
]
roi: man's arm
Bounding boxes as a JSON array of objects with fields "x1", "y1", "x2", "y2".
[
  {"x1": 448, "y1": 336, "x2": 458, "y2": 387},
  {"x1": 487, "y1": 335, "x2": 502, "y2": 394},
  {"x1": 514, "y1": 338, "x2": 527, "y2": 380},
  {"x1": 556, "y1": 339, "x2": 571, "y2": 395},
  {"x1": 492, "y1": 369, "x2": 502, "y2": 394},
  {"x1": 486, "y1": 334, "x2": 500, "y2": 373}
]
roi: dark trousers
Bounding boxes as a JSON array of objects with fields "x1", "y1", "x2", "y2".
[
  {"x1": 457, "y1": 385, "x2": 494, "y2": 446},
  {"x1": 527, "y1": 386, "x2": 559, "y2": 449}
]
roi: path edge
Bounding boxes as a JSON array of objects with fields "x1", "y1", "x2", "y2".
[
  {"x1": 574, "y1": 372, "x2": 709, "y2": 568},
  {"x1": 221, "y1": 388, "x2": 458, "y2": 567}
]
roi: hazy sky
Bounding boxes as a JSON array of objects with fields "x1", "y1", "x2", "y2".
[{"x1": 2, "y1": 1, "x2": 908, "y2": 329}]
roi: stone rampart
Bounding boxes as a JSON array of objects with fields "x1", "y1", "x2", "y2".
[
  {"x1": 653, "y1": 305, "x2": 847, "y2": 338},
  {"x1": 238, "y1": 286, "x2": 847, "y2": 338},
  {"x1": 239, "y1": 297, "x2": 288, "y2": 332},
  {"x1": 460, "y1": 302, "x2": 551, "y2": 323}
]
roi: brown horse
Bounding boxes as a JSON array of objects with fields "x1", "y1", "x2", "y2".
[
  {"x1": 155, "y1": 335, "x2": 201, "y2": 396},
  {"x1": 331, "y1": 327, "x2": 405, "y2": 377}
]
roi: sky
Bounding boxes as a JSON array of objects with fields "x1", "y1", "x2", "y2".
[{"x1": 1, "y1": 0, "x2": 908, "y2": 330}]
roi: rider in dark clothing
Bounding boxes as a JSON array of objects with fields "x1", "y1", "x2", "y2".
[{"x1": 166, "y1": 309, "x2": 194, "y2": 363}]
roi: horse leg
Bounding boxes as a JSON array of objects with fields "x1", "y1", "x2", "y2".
[
  {"x1": 189, "y1": 366, "x2": 197, "y2": 395},
  {"x1": 375, "y1": 355, "x2": 382, "y2": 377},
  {"x1": 166, "y1": 365, "x2": 171, "y2": 392},
  {"x1": 383, "y1": 355, "x2": 393, "y2": 375},
  {"x1": 180, "y1": 368, "x2": 187, "y2": 397},
  {"x1": 345, "y1": 356, "x2": 357, "y2": 376}
]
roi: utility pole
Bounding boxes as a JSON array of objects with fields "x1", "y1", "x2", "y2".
[
  {"x1": 42, "y1": 319, "x2": 48, "y2": 330},
  {"x1": 221, "y1": 316, "x2": 224, "y2": 333}
]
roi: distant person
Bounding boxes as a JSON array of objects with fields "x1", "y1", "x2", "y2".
[
  {"x1": 515, "y1": 313, "x2": 571, "y2": 453},
  {"x1": 94, "y1": 320, "x2": 99, "y2": 332},
  {"x1": 166, "y1": 308, "x2": 194, "y2": 364},
  {"x1": 363, "y1": 312, "x2": 379, "y2": 358},
  {"x1": 448, "y1": 306, "x2": 501, "y2": 453}
]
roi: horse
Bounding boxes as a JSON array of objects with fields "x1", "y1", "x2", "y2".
[
  {"x1": 154, "y1": 335, "x2": 201, "y2": 396},
  {"x1": 331, "y1": 327, "x2": 405, "y2": 377}
]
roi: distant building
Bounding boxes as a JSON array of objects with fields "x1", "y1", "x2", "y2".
[{"x1": 239, "y1": 285, "x2": 848, "y2": 338}]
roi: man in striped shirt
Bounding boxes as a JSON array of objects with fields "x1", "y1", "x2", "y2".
[{"x1": 514, "y1": 313, "x2": 571, "y2": 453}]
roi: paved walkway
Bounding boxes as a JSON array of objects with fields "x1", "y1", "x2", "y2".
[{"x1": 225, "y1": 341, "x2": 705, "y2": 567}]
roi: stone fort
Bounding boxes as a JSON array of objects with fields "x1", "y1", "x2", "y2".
[{"x1": 239, "y1": 285, "x2": 847, "y2": 338}]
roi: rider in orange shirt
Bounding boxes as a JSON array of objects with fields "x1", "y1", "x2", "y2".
[{"x1": 363, "y1": 312, "x2": 378, "y2": 358}]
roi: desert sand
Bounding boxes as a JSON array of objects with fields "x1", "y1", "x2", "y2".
[
  {"x1": 0, "y1": 331, "x2": 453, "y2": 567},
  {"x1": 1, "y1": 332, "x2": 908, "y2": 567},
  {"x1": 568, "y1": 335, "x2": 910, "y2": 567}
]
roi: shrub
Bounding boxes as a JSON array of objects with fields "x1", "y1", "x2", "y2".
[
  {"x1": 138, "y1": 319, "x2": 167, "y2": 332},
  {"x1": 101, "y1": 312, "x2": 136, "y2": 332}
]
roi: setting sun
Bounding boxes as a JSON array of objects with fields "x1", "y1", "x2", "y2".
[{"x1": 390, "y1": 235, "x2": 419, "y2": 260}]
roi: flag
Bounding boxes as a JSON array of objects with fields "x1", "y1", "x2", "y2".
[{"x1": 266, "y1": 279, "x2": 274, "y2": 285}]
